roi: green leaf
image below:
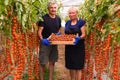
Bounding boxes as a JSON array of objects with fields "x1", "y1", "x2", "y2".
[
  {"x1": 117, "y1": 34, "x2": 120, "y2": 45},
  {"x1": 21, "y1": 14, "x2": 27, "y2": 30},
  {"x1": 4, "y1": 0, "x2": 9, "y2": 5}
]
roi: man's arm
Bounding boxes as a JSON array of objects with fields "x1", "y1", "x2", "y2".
[{"x1": 38, "y1": 27, "x2": 43, "y2": 40}]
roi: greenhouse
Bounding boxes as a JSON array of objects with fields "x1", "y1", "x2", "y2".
[{"x1": 0, "y1": 0, "x2": 120, "y2": 80}]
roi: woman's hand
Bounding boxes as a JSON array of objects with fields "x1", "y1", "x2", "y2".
[{"x1": 74, "y1": 36, "x2": 81, "y2": 45}]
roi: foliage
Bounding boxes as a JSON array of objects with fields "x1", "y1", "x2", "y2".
[
  {"x1": 79, "y1": 0, "x2": 120, "y2": 79},
  {"x1": 0, "y1": 0, "x2": 61, "y2": 79},
  {"x1": 0, "y1": 0, "x2": 59, "y2": 36},
  {"x1": 79, "y1": 0, "x2": 120, "y2": 44}
]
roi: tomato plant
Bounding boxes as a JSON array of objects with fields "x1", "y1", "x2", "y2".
[
  {"x1": 0, "y1": 0, "x2": 55, "y2": 79},
  {"x1": 79, "y1": 0, "x2": 120, "y2": 80}
]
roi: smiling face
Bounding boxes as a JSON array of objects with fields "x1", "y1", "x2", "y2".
[
  {"x1": 48, "y1": 2, "x2": 58, "y2": 15},
  {"x1": 68, "y1": 7, "x2": 78, "y2": 20}
]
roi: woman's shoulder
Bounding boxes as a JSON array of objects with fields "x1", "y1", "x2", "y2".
[
  {"x1": 66, "y1": 20, "x2": 71, "y2": 23},
  {"x1": 78, "y1": 19, "x2": 86, "y2": 24},
  {"x1": 78, "y1": 18, "x2": 86, "y2": 27},
  {"x1": 65, "y1": 20, "x2": 71, "y2": 25},
  {"x1": 78, "y1": 18, "x2": 85, "y2": 23}
]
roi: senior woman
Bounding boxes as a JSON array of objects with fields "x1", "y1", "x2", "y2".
[{"x1": 64, "y1": 7, "x2": 86, "y2": 80}]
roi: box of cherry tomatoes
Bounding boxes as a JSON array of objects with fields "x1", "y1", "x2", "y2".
[{"x1": 48, "y1": 33, "x2": 76, "y2": 45}]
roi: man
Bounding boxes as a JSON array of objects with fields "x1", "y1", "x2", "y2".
[{"x1": 37, "y1": 1, "x2": 61, "y2": 80}]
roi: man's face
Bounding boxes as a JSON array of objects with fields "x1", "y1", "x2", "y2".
[{"x1": 48, "y1": 4, "x2": 57, "y2": 15}]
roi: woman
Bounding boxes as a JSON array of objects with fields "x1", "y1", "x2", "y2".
[{"x1": 65, "y1": 7, "x2": 86, "y2": 80}]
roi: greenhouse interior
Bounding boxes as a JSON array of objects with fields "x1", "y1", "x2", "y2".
[{"x1": 0, "y1": 0, "x2": 120, "y2": 80}]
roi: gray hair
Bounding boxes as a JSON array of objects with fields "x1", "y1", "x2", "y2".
[{"x1": 47, "y1": 1, "x2": 57, "y2": 8}]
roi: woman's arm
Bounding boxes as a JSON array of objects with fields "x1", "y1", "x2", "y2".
[{"x1": 80, "y1": 25, "x2": 86, "y2": 39}]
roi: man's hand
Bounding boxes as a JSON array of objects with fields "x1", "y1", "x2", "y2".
[
  {"x1": 41, "y1": 39, "x2": 50, "y2": 46},
  {"x1": 55, "y1": 32, "x2": 60, "y2": 35}
]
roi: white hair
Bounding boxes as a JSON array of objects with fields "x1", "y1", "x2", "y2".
[
  {"x1": 47, "y1": 1, "x2": 57, "y2": 8},
  {"x1": 68, "y1": 6, "x2": 79, "y2": 13}
]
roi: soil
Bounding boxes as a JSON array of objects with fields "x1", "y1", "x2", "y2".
[{"x1": 55, "y1": 45, "x2": 70, "y2": 80}]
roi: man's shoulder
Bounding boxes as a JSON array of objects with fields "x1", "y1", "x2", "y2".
[
  {"x1": 55, "y1": 15, "x2": 61, "y2": 19},
  {"x1": 43, "y1": 14, "x2": 49, "y2": 18},
  {"x1": 55, "y1": 15, "x2": 60, "y2": 17}
]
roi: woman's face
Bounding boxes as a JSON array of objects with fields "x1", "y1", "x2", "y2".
[{"x1": 68, "y1": 8, "x2": 78, "y2": 20}]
